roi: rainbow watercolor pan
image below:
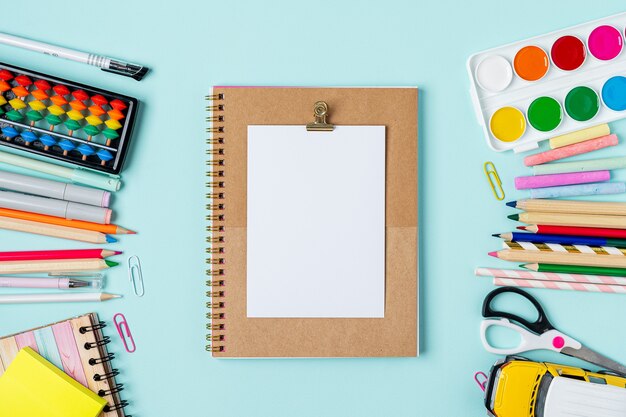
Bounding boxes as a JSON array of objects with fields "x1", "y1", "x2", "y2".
[
  {"x1": 468, "y1": 12, "x2": 626, "y2": 152},
  {"x1": 0, "y1": 63, "x2": 138, "y2": 174}
]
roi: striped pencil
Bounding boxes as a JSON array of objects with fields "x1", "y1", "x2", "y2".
[
  {"x1": 493, "y1": 277, "x2": 626, "y2": 294},
  {"x1": 503, "y1": 241, "x2": 626, "y2": 256},
  {"x1": 488, "y1": 249, "x2": 626, "y2": 268},
  {"x1": 507, "y1": 199, "x2": 626, "y2": 216},
  {"x1": 0, "y1": 249, "x2": 121, "y2": 262},
  {"x1": 475, "y1": 267, "x2": 626, "y2": 286},
  {"x1": 519, "y1": 225, "x2": 626, "y2": 239}
]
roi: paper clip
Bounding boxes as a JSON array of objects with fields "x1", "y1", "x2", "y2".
[
  {"x1": 128, "y1": 256, "x2": 144, "y2": 297},
  {"x1": 484, "y1": 161, "x2": 505, "y2": 201},
  {"x1": 474, "y1": 371, "x2": 488, "y2": 392},
  {"x1": 113, "y1": 313, "x2": 136, "y2": 353}
]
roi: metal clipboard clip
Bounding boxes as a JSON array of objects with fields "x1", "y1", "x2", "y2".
[
  {"x1": 128, "y1": 256, "x2": 144, "y2": 297},
  {"x1": 484, "y1": 161, "x2": 505, "y2": 201},
  {"x1": 306, "y1": 101, "x2": 335, "y2": 132}
]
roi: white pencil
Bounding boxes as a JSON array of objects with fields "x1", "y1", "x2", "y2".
[{"x1": 0, "y1": 293, "x2": 121, "y2": 304}]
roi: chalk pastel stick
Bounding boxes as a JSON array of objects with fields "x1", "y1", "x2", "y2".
[
  {"x1": 515, "y1": 170, "x2": 610, "y2": 190},
  {"x1": 533, "y1": 156, "x2": 626, "y2": 175},
  {"x1": 529, "y1": 182, "x2": 626, "y2": 198},
  {"x1": 549, "y1": 124, "x2": 610, "y2": 149},
  {"x1": 524, "y1": 134, "x2": 618, "y2": 166}
]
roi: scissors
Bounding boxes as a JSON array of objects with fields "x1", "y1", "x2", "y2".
[{"x1": 481, "y1": 287, "x2": 626, "y2": 376}]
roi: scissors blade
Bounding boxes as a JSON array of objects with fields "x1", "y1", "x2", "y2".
[{"x1": 561, "y1": 345, "x2": 626, "y2": 376}]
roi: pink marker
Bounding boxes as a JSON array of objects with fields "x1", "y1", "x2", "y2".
[
  {"x1": 514, "y1": 170, "x2": 610, "y2": 190},
  {"x1": 524, "y1": 134, "x2": 618, "y2": 166}
]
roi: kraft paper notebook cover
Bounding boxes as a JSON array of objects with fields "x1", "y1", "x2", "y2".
[
  {"x1": 0, "y1": 313, "x2": 129, "y2": 416},
  {"x1": 206, "y1": 87, "x2": 418, "y2": 357}
]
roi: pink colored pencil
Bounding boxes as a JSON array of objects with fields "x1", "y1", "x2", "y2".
[
  {"x1": 493, "y1": 276, "x2": 626, "y2": 294},
  {"x1": 475, "y1": 267, "x2": 626, "y2": 285},
  {"x1": 514, "y1": 170, "x2": 610, "y2": 190},
  {"x1": 524, "y1": 134, "x2": 618, "y2": 166},
  {"x1": 0, "y1": 249, "x2": 121, "y2": 262}
]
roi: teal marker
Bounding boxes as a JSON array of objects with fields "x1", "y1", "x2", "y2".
[{"x1": 0, "y1": 149, "x2": 121, "y2": 192}]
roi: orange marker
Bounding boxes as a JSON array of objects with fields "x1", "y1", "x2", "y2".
[{"x1": 0, "y1": 208, "x2": 135, "y2": 235}]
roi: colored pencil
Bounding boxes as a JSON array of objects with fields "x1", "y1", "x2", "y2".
[
  {"x1": 0, "y1": 258, "x2": 117, "y2": 274},
  {"x1": 494, "y1": 232, "x2": 626, "y2": 248},
  {"x1": 507, "y1": 199, "x2": 626, "y2": 216},
  {"x1": 0, "y1": 292, "x2": 121, "y2": 304},
  {"x1": 493, "y1": 277, "x2": 626, "y2": 294},
  {"x1": 475, "y1": 267, "x2": 626, "y2": 286},
  {"x1": 0, "y1": 216, "x2": 116, "y2": 243},
  {"x1": 503, "y1": 241, "x2": 626, "y2": 256},
  {"x1": 508, "y1": 212, "x2": 626, "y2": 229},
  {"x1": 519, "y1": 224, "x2": 626, "y2": 239},
  {"x1": 522, "y1": 263, "x2": 626, "y2": 277},
  {"x1": 0, "y1": 249, "x2": 121, "y2": 262},
  {"x1": 0, "y1": 208, "x2": 135, "y2": 234},
  {"x1": 489, "y1": 249, "x2": 626, "y2": 268}
]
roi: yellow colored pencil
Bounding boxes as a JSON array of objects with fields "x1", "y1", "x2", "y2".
[
  {"x1": 509, "y1": 212, "x2": 626, "y2": 229},
  {"x1": 508, "y1": 199, "x2": 626, "y2": 216},
  {"x1": 0, "y1": 258, "x2": 118, "y2": 274}
]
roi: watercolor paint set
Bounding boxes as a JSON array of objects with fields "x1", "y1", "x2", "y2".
[
  {"x1": 0, "y1": 63, "x2": 138, "y2": 175},
  {"x1": 468, "y1": 12, "x2": 626, "y2": 153}
]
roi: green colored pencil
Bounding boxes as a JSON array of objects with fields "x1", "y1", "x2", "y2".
[{"x1": 522, "y1": 263, "x2": 626, "y2": 277}]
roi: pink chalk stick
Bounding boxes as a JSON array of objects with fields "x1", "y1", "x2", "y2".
[
  {"x1": 524, "y1": 134, "x2": 618, "y2": 166},
  {"x1": 515, "y1": 170, "x2": 610, "y2": 189}
]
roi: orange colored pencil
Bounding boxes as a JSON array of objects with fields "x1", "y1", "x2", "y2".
[{"x1": 0, "y1": 208, "x2": 135, "y2": 235}]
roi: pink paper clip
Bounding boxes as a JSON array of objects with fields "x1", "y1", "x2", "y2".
[
  {"x1": 113, "y1": 313, "x2": 136, "y2": 353},
  {"x1": 474, "y1": 371, "x2": 488, "y2": 392}
]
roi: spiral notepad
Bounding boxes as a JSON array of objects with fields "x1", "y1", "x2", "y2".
[
  {"x1": 206, "y1": 87, "x2": 419, "y2": 357},
  {"x1": 0, "y1": 313, "x2": 129, "y2": 416}
]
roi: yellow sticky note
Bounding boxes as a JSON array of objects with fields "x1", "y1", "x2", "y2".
[{"x1": 0, "y1": 347, "x2": 106, "y2": 417}]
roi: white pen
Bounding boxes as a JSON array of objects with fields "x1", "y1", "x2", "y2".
[{"x1": 0, "y1": 32, "x2": 148, "y2": 81}]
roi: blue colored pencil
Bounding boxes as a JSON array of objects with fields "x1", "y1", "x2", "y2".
[{"x1": 493, "y1": 232, "x2": 626, "y2": 248}]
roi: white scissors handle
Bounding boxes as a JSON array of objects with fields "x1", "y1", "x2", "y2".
[{"x1": 480, "y1": 318, "x2": 582, "y2": 355}]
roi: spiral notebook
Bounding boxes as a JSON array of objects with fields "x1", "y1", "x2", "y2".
[
  {"x1": 0, "y1": 313, "x2": 129, "y2": 416},
  {"x1": 206, "y1": 87, "x2": 418, "y2": 357}
]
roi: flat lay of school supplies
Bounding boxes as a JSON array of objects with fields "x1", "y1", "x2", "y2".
[
  {"x1": 0, "y1": 347, "x2": 107, "y2": 417},
  {"x1": 206, "y1": 87, "x2": 418, "y2": 357},
  {"x1": 0, "y1": 313, "x2": 129, "y2": 416}
]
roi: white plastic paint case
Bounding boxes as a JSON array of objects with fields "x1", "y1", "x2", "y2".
[{"x1": 468, "y1": 12, "x2": 626, "y2": 153}]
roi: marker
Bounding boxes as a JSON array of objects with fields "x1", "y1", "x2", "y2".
[
  {"x1": 0, "y1": 259, "x2": 117, "y2": 274},
  {"x1": 0, "y1": 32, "x2": 148, "y2": 81},
  {"x1": 0, "y1": 292, "x2": 121, "y2": 304},
  {"x1": 0, "y1": 249, "x2": 121, "y2": 262},
  {"x1": 0, "y1": 170, "x2": 111, "y2": 207},
  {"x1": 0, "y1": 149, "x2": 121, "y2": 192},
  {"x1": 0, "y1": 190, "x2": 112, "y2": 224}
]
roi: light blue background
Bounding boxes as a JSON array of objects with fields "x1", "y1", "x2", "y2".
[{"x1": 1, "y1": 1, "x2": 626, "y2": 416}]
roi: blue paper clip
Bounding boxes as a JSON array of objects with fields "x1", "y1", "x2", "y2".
[
  {"x1": 128, "y1": 255, "x2": 144, "y2": 297},
  {"x1": 113, "y1": 313, "x2": 136, "y2": 353}
]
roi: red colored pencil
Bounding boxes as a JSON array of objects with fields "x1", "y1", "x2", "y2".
[
  {"x1": 518, "y1": 224, "x2": 626, "y2": 239},
  {"x1": 0, "y1": 249, "x2": 121, "y2": 262}
]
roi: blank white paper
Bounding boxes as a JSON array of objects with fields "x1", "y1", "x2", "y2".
[{"x1": 247, "y1": 125, "x2": 385, "y2": 318}]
